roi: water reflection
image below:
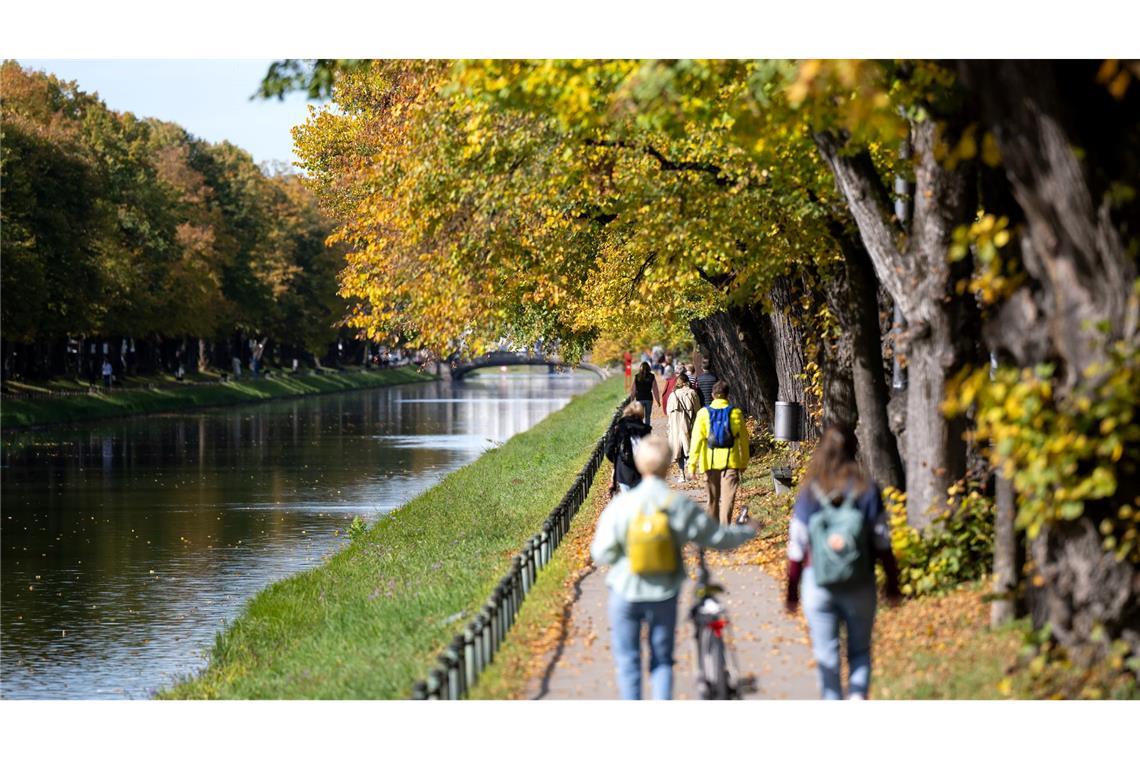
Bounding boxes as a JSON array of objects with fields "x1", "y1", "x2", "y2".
[{"x1": 1, "y1": 370, "x2": 596, "y2": 699}]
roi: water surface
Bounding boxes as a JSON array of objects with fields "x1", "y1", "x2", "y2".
[{"x1": 1, "y1": 370, "x2": 596, "y2": 698}]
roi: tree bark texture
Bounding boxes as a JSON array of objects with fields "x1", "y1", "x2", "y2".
[
  {"x1": 688, "y1": 308, "x2": 775, "y2": 426},
  {"x1": 767, "y1": 275, "x2": 808, "y2": 403},
  {"x1": 957, "y1": 60, "x2": 1140, "y2": 657},
  {"x1": 825, "y1": 225, "x2": 906, "y2": 491},
  {"x1": 815, "y1": 121, "x2": 978, "y2": 528}
]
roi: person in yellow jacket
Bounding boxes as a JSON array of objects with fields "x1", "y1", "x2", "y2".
[{"x1": 688, "y1": 380, "x2": 749, "y2": 524}]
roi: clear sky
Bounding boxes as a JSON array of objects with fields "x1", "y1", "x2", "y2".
[{"x1": 18, "y1": 59, "x2": 319, "y2": 169}]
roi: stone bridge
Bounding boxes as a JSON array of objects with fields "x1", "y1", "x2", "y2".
[{"x1": 448, "y1": 351, "x2": 607, "y2": 381}]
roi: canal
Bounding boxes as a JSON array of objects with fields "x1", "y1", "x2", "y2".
[{"x1": 0, "y1": 369, "x2": 598, "y2": 699}]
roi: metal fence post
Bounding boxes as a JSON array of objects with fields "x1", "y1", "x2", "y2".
[
  {"x1": 436, "y1": 653, "x2": 453, "y2": 699},
  {"x1": 427, "y1": 669, "x2": 443, "y2": 699},
  {"x1": 447, "y1": 639, "x2": 464, "y2": 698},
  {"x1": 464, "y1": 625, "x2": 478, "y2": 689}
]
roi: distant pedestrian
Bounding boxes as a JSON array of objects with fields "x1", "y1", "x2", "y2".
[
  {"x1": 591, "y1": 437, "x2": 756, "y2": 700},
  {"x1": 785, "y1": 424, "x2": 902, "y2": 700},
  {"x1": 659, "y1": 365, "x2": 677, "y2": 414},
  {"x1": 101, "y1": 359, "x2": 113, "y2": 389},
  {"x1": 232, "y1": 355, "x2": 242, "y2": 380},
  {"x1": 632, "y1": 362, "x2": 661, "y2": 425},
  {"x1": 688, "y1": 381, "x2": 748, "y2": 524},
  {"x1": 606, "y1": 401, "x2": 653, "y2": 494},
  {"x1": 666, "y1": 373, "x2": 700, "y2": 482},
  {"x1": 695, "y1": 362, "x2": 718, "y2": 408},
  {"x1": 623, "y1": 351, "x2": 633, "y2": 393}
]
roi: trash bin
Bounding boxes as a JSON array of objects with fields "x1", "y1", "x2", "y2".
[{"x1": 774, "y1": 401, "x2": 803, "y2": 442}]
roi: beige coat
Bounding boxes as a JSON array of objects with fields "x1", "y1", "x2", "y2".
[{"x1": 666, "y1": 386, "x2": 701, "y2": 460}]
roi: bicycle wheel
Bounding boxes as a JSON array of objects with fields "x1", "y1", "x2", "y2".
[{"x1": 698, "y1": 627, "x2": 730, "y2": 699}]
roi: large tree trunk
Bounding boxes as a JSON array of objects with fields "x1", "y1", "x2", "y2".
[
  {"x1": 768, "y1": 275, "x2": 808, "y2": 408},
  {"x1": 957, "y1": 60, "x2": 1140, "y2": 658},
  {"x1": 826, "y1": 224, "x2": 906, "y2": 490},
  {"x1": 815, "y1": 120, "x2": 978, "y2": 528},
  {"x1": 688, "y1": 308, "x2": 775, "y2": 425}
]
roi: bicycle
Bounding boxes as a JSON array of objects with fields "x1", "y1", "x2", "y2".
[{"x1": 690, "y1": 546, "x2": 753, "y2": 699}]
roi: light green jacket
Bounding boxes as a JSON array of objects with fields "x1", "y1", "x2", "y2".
[{"x1": 590, "y1": 476, "x2": 755, "y2": 601}]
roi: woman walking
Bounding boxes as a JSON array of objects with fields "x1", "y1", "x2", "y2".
[
  {"x1": 606, "y1": 401, "x2": 653, "y2": 494},
  {"x1": 632, "y1": 362, "x2": 661, "y2": 425},
  {"x1": 666, "y1": 373, "x2": 700, "y2": 482},
  {"x1": 784, "y1": 424, "x2": 902, "y2": 699},
  {"x1": 659, "y1": 365, "x2": 677, "y2": 414}
]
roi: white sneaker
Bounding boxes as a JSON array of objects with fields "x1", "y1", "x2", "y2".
[{"x1": 849, "y1": 693, "x2": 866, "y2": 701}]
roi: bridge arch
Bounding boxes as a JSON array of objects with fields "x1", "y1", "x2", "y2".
[{"x1": 448, "y1": 351, "x2": 607, "y2": 381}]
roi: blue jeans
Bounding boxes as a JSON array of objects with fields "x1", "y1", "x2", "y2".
[
  {"x1": 607, "y1": 591, "x2": 677, "y2": 700},
  {"x1": 801, "y1": 567, "x2": 877, "y2": 699},
  {"x1": 637, "y1": 397, "x2": 653, "y2": 424}
]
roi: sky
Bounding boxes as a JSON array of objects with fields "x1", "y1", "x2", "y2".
[{"x1": 18, "y1": 59, "x2": 319, "y2": 168}]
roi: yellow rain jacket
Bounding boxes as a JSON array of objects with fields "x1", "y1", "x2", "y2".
[{"x1": 688, "y1": 399, "x2": 749, "y2": 472}]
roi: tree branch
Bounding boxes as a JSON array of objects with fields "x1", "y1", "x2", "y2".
[
  {"x1": 813, "y1": 130, "x2": 913, "y2": 316},
  {"x1": 585, "y1": 138, "x2": 731, "y2": 187}
]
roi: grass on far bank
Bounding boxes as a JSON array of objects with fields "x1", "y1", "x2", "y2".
[
  {"x1": 162, "y1": 375, "x2": 626, "y2": 699},
  {"x1": 0, "y1": 365, "x2": 428, "y2": 429}
]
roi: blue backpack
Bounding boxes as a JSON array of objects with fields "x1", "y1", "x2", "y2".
[{"x1": 707, "y1": 405, "x2": 735, "y2": 449}]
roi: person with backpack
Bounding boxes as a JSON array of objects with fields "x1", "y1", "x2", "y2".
[
  {"x1": 591, "y1": 436, "x2": 757, "y2": 700},
  {"x1": 784, "y1": 424, "x2": 902, "y2": 700},
  {"x1": 632, "y1": 362, "x2": 661, "y2": 424},
  {"x1": 688, "y1": 381, "x2": 748, "y2": 524},
  {"x1": 606, "y1": 401, "x2": 653, "y2": 494}
]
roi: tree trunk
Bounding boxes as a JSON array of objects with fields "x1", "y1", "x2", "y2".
[
  {"x1": 815, "y1": 120, "x2": 977, "y2": 528},
  {"x1": 826, "y1": 225, "x2": 906, "y2": 490},
  {"x1": 991, "y1": 474, "x2": 1018, "y2": 628},
  {"x1": 957, "y1": 60, "x2": 1140, "y2": 658},
  {"x1": 688, "y1": 308, "x2": 776, "y2": 425}
]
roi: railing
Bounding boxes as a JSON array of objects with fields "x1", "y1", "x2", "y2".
[{"x1": 411, "y1": 398, "x2": 626, "y2": 699}]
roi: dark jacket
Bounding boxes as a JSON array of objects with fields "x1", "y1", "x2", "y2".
[
  {"x1": 633, "y1": 373, "x2": 656, "y2": 401},
  {"x1": 606, "y1": 417, "x2": 653, "y2": 487},
  {"x1": 695, "y1": 371, "x2": 717, "y2": 408}
]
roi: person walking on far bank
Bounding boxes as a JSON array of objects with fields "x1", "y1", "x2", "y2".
[
  {"x1": 785, "y1": 424, "x2": 902, "y2": 700},
  {"x1": 591, "y1": 437, "x2": 757, "y2": 700},
  {"x1": 695, "y1": 361, "x2": 718, "y2": 408},
  {"x1": 606, "y1": 401, "x2": 653, "y2": 494},
  {"x1": 666, "y1": 373, "x2": 700, "y2": 482},
  {"x1": 689, "y1": 381, "x2": 748, "y2": 524},
  {"x1": 633, "y1": 362, "x2": 661, "y2": 425},
  {"x1": 101, "y1": 358, "x2": 113, "y2": 389}
]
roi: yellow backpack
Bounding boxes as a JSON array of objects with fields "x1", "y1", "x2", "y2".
[{"x1": 627, "y1": 497, "x2": 677, "y2": 575}]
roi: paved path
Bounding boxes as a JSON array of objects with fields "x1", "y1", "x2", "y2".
[{"x1": 530, "y1": 411, "x2": 817, "y2": 700}]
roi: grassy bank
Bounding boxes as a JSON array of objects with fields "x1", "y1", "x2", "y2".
[
  {"x1": 163, "y1": 375, "x2": 625, "y2": 699},
  {"x1": 468, "y1": 458, "x2": 613, "y2": 699},
  {"x1": 0, "y1": 366, "x2": 429, "y2": 429}
]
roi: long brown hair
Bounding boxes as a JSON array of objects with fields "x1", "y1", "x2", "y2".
[
  {"x1": 636, "y1": 361, "x2": 651, "y2": 380},
  {"x1": 803, "y1": 424, "x2": 868, "y2": 495}
]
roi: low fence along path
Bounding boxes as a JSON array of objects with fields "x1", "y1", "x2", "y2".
[{"x1": 531, "y1": 411, "x2": 818, "y2": 700}]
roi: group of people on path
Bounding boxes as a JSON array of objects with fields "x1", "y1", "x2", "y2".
[
  {"x1": 622, "y1": 360, "x2": 747, "y2": 526},
  {"x1": 597, "y1": 355, "x2": 902, "y2": 701}
]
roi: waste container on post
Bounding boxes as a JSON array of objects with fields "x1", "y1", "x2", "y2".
[{"x1": 773, "y1": 401, "x2": 803, "y2": 442}]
